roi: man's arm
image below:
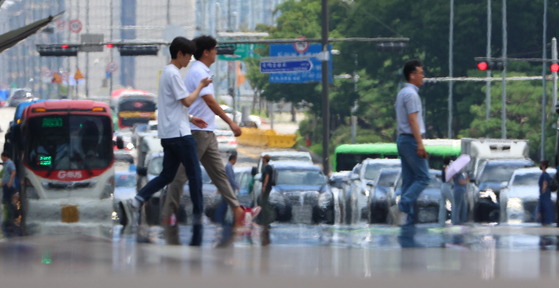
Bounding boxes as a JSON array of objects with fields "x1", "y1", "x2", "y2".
[
  {"x1": 7, "y1": 170, "x2": 15, "y2": 188},
  {"x1": 179, "y1": 77, "x2": 212, "y2": 107},
  {"x1": 408, "y1": 112, "x2": 427, "y2": 158},
  {"x1": 202, "y1": 95, "x2": 242, "y2": 136},
  {"x1": 262, "y1": 174, "x2": 270, "y2": 194}
]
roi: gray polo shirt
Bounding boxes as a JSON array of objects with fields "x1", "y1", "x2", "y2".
[{"x1": 395, "y1": 83, "x2": 425, "y2": 135}]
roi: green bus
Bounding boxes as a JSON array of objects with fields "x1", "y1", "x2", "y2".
[{"x1": 333, "y1": 139, "x2": 461, "y2": 172}]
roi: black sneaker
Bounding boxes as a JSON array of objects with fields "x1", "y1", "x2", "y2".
[{"x1": 189, "y1": 224, "x2": 203, "y2": 246}]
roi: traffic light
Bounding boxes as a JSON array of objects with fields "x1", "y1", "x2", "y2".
[
  {"x1": 551, "y1": 64, "x2": 559, "y2": 73},
  {"x1": 118, "y1": 45, "x2": 159, "y2": 56},
  {"x1": 477, "y1": 61, "x2": 504, "y2": 71},
  {"x1": 217, "y1": 45, "x2": 235, "y2": 55},
  {"x1": 37, "y1": 44, "x2": 80, "y2": 57},
  {"x1": 376, "y1": 42, "x2": 407, "y2": 52}
]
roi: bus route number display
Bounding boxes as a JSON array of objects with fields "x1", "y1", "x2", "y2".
[
  {"x1": 42, "y1": 117, "x2": 63, "y2": 128},
  {"x1": 38, "y1": 156, "x2": 52, "y2": 166}
]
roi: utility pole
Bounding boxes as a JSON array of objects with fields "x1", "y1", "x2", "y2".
[
  {"x1": 448, "y1": 0, "x2": 454, "y2": 138},
  {"x1": 109, "y1": 0, "x2": 113, "y2": 97},
  {"x1": 501, "y1": 0, "x2": 507, "y2": 139},
  {"x1": 321, "y1": 0, "x2": 330, "y2": 175},
  {"x1": 215, "y1": 2, "x2": 221, "y2": 101},
  {"x1": 486, "y1": 0, "x2": 492, "y2": 126},
  {"x1": 552, "y1": 37, "x2": 557, "y2": 109},
  {"x1": 541, "y1": 0, "x2": 548, "y2": 160},
  {"x1": 351, "y1": 53, "x2": 358, "y2": 144},
  {"x1": 85, "y1": 0, "x2": 89, "y2": 97}
]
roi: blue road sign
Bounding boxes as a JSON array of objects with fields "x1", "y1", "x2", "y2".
[
  {"x1": 268, "y1": 44, "x2": 332, "y2": 83},
  {"x1": 260, "y1": 59, "x2": 313, "y2": 73}
]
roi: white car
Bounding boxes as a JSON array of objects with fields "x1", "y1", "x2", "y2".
[
  {"x1": 500, "y1": 167, "x2": 557, "y2": 224},
  {"x1": 347, "y1": 158, "x2": 401, "y2": 224},
  {"x1": 113, "y1": 170, "x2": 137, "y2": 223},
  {"x1": 220, "y1": 105, "x2": 262, "y2": 128},
  {"x1": 215, "y1": 129, "x2": 237, "y2": 153}
]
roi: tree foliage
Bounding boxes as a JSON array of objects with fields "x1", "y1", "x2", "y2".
[{"x1": 244, "y1": 0, "x2": 559, "y2": 161}]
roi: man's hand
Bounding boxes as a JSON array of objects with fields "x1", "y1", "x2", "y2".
[
  {"x1": 417, "y1": 143, "x2": 428, "y2": 159},
  {"x1": 199, "y1": 77, "x2": 212, "y2": 88},
  {"x1": 7, "y1": 182, "x2": 12, "y2": 189},
  {"x1": 191, "y1": 116, "x2": 208, "y2": 129},
  {"x1": 230, "y1": 122, "x2": 242, "y2": 137}
]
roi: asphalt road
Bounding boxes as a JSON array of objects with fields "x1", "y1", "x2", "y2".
[{"x1": 2, "y1": 105, "x2": 559, "y2": 286}]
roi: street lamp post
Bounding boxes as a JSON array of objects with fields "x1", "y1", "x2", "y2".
[{"x1": 321, "y1": 0, "x2": 330, "y2": 175}]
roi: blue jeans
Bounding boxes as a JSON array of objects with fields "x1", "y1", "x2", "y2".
[
  {"x1": 214, "y1": 198, "x2": 229, "y2": 225},
  {"x1": 136, "y1": 136, "x2": 204, "y2": 216},
  {"x1": 453, "y1": 189, "x2": 468, "y2": 225},
  {"x1": 397, "y1": 135, "x2": 430, "y2": 225}
]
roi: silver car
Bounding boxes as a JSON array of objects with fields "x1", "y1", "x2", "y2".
[
  {"x1": 347, "y1": 159, "x2": 401, "y2": 224},
  {"x1": 500, "y1": 167, "x2": 557, "y2": 224}
]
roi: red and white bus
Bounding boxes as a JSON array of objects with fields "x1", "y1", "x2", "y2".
[
  {"x1": 16, "y1": 100, "x2": 115, "y2": 236},
  {"x1": 110, "y1": 89, "x2": 156, "y2": 129}
]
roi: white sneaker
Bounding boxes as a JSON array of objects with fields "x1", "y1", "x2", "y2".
[{"x1": 389, "y1": 205, "x2": 408, "y2": 226}]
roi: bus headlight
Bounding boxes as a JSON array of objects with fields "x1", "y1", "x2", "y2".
[
  {"x1": 101, "y1": 178, "x2": 115, "y2": 199},
  {"x1": 25, "y1": 179, "x2": 39, "y2": 199}
]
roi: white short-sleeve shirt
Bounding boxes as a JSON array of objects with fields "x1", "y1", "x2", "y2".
[
  {"x1": 185, "y1": 61, "x2": 216, "y2": 132},
  {"x1": 157, "y1": 64, "x2": 191, "y2": 139}
]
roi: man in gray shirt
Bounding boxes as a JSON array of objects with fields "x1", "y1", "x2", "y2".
[{"x1": 393, "y1": 60, "x2": 430, "y2": 227}]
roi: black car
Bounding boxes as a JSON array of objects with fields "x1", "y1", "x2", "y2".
[{"x1": 255, "y1": 161, "x2": 335, "y2": 225}]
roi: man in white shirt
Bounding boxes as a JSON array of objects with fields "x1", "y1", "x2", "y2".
[
  {"x1": 119, "y1": 37, "x2": 211, "y2": 246},
  {"x1": 164, "y1": 35, "x2": 259, "y2": 233}
]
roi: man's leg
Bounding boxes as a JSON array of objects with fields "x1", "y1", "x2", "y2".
[
  {"x1": 397, "y1": 136, "x2": 430, "y2": 224},
  {"x1": 161, "y1": 164, "x2": 187, "y2": 245},
  {"x1": 162, "y1": 164, "x2": 187, "y2": 221},
  {"x1": 135, "y1": 139, "x2": 182, "y2": 204},
  {"x1": 396, "y1": 136, "x2": 414, "y2": 214}
]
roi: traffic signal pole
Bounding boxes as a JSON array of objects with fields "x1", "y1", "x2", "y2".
[
  {"x1": 541, "y1": 0, "x2": 548, "y2": 161},
  {"x1": 552, "y1": 37, "x2": 557, "y2": 109},
  {"x1": 321, "y1": 0, "x2": 330, "y2": 175},
  {"x1": 448, "y1": 0, "x2": 454, "y2": 138},
  {"x1": 486, "y1": 0, "x2": 492, "y2": 125},
  {"x1": 501, "y1": 0, "x2": 507, "y2": 139}
]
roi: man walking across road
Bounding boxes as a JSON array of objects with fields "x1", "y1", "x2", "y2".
[
  {"x1": 119, "y1": 37, "x2": 212, "y2": 246},
  {"x1": 394, "y1": 60, "x2": 430, "y2": 226},
  {"x1": 165, "y1": 35, "x2": 259, "y2": 232},
  {"x1": 214, "y1": 153, "x2": 240, "y2": 225}
]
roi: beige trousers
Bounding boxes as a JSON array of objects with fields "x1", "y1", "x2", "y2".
[{"x1": 161, "y1": 130, "x2": 240, "y2": 221}]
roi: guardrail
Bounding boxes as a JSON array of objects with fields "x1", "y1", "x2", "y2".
[{"x1": 237, "y1": 128, "x2": 297, "y2": 148}]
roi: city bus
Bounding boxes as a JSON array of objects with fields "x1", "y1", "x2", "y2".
[
  {"x1": 333, "y1": 139, "x2": 461, "y2": 172},
  {"x1": 15, "y1": 100, "x2": 115, "y2": 236},
  {"x1": 111, "y1": 89, "x2": 156, "y2": 129}
]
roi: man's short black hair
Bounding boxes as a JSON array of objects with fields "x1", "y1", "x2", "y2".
[
  {"x1": 169, "y1": 37, "x2": 196, "y2": 59},
  {"x1": 541, "y1": 160, "x2": 550, "y2": 168},
  {"x1": 403, "y1": 60, "x2": 422, "y2": 82},
  {"x1": 229, "y1": 154, "x2": 237, "y2": 161},
  {"x1": 1, "y1": 151, "x2": 10, "y2": 158},
  {"x1": 443, "y1": 156, "x2": 451, "y2": 166},
  {"x1": 193, "y1": 35, "x2": 217, "y2": 60}
]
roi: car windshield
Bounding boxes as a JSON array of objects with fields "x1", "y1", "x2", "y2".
[
  {"x1": 116, "y1": 174, "x2": 136, "y2": 187},
  {"x1": 148, "y1": 157, "x2": 211, "y2": 183},
  {"x1": 26, "y1": 115, "x2": 113, "y2": 170},
  {"x1": 512, "y1": 172, "x2": 556, "y2": 186},
  {"x1": 276, "y1": 169, "x2": 326, "y2": 186},
  {"x1": 12, "y1": 90, "x2": 30, "y2": 99},
  {"x1": 479, "y1": 163, "x2": 531, "y2": 183},
  {"x1": 364, "y1": 163, "x2": 401, "y2": 180},
  {"x1": 377, "y1": 170, "x2": 399, "y2": 187}
]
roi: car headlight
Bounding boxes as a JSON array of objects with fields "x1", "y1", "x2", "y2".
[
  {"x1": 24, "y1": 179, "x2": 39, "y2": 199},
  {"x1": 395, "y1": 195, "x2": 401, "y2": 205},
  {"x1": 445, "y1": 199, "x2": 452, "y2": 211},
  {"x1": 507, "y1": 197, "x2": 522, "y2": 210},
  {"x1": 269, "y1": 191, "x2": 285, "y2": 204},
  {"x1": 362, "y1": 189, "x2": 370, "y2": 197},
  {"x1": 479, "y1": 189, "x2": 497, "y2": 203},
  {"x1": 318, "y1": 192, "x2": 333, "y2": 209}
]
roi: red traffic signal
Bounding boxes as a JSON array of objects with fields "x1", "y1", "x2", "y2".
[
  {"x1": 551, "y1": 64, "x2": 559, "y2": 73},
  {"x1": 61, "y1": 44, "x2": 69, "y2": 49},
  {"x1": 477, "y1": 62, "x2": 488, "y2": 71},
  {"x1": 107, "y1": 44, "x2": 114, "y2": 48}
]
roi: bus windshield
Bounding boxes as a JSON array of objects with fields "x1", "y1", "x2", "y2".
[{"x1": 26, "y1": 115, "x2": 113, "y2": 171}]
